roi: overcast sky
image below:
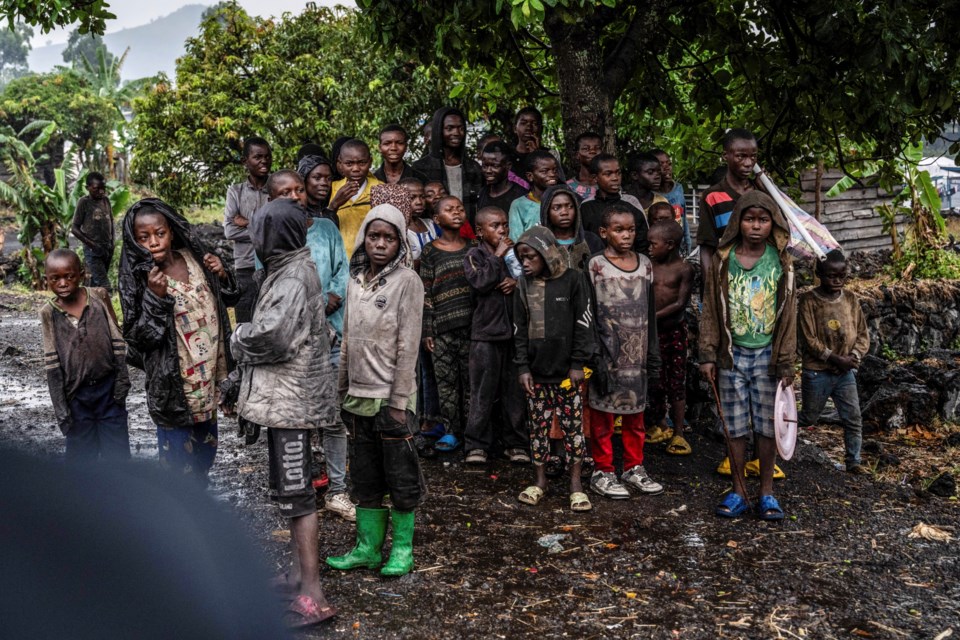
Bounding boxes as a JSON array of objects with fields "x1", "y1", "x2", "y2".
[{"x1": 32, "y1": 0, "x2": 350, "y2": 46}]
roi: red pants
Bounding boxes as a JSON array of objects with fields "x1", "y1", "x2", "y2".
[{"x1": 589, "y1": 409, "x2": 646, "y2": 473}]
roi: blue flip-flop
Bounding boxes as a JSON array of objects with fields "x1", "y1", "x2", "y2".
[
  {"x1": 758, "y1": 494, "x2": 785, "y2": 521},
  {"x1": 715, "y1": 492, "x2": 749, "y2": 518},
  {"x1": 434, "y1": 434, "x2": 460, "y2": 452}
]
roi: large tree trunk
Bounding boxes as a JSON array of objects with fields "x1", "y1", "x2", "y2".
[{"x1": 543, "y1": 14, "x2": 615, "y2": 164}]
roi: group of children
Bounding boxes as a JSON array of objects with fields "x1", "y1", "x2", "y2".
[{"x1": 40, "y1": 111, "x2": 872, "y2": 629}]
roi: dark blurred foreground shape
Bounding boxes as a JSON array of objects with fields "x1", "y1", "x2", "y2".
[{"x1": 0, "y1": 448, "x2": 290, "y2": 640}]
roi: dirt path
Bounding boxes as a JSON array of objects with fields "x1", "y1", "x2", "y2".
[{"x1": 1, "y1": 305, "x2": 957, "y2": 639}]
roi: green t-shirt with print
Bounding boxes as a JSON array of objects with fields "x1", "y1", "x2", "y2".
[{"x1": 727, "y1": 243, "x2": 782, "y2": 348}]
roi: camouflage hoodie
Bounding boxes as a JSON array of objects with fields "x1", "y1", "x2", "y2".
[
  {"x1": 698, "y1": 190, "x2": 797, "y2": 377},
  {"x1": 512, "y1": 226, "x2": 595, "y2": 383},
  {"x1": 538, "y1": 184, "x2": 604, "y2": 272}
]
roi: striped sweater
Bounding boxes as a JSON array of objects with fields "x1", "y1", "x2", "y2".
[{"x1": 419, "y1": 241, "x2": 475, "y2": 338}]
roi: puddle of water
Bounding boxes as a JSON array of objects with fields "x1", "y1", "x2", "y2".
[{"x1": 0, "y1": 376, "x2": 51, "y2": 410}]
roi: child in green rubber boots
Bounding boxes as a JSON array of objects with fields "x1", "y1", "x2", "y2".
[{"x1": 326, "y1": 203, "x2": 425, "y2": 576}]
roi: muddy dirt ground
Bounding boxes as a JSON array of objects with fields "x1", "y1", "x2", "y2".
[{"x1": 1, "y1": 297, "x2": 958, "y2": 640}]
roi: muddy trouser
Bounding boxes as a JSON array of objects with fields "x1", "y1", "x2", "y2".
[
  {"x1": 234, "y1": 267, "x2": 257, "y2": 324},
  {"x1": 417, "y1": 346, "x2": 442, "y2": 422},
  {"x1": 323, "y1": 341, "x2": 348, "y2": 494},
  {"x1": 157, "y1": 418, "x2": 218, "y2": 487},
  {"x1": 464, "y1": 339, "x2": 528, "y2": 453},
  {"x1": 433, "y1": 328, "x2": 471, "y2": 438},
  {"x1": 798, "y1": 369, "x2": 863, "y2": 467},
  {"x1": 83, "y1": 245, "x2": 112, "y2": 291},
  {"x1": 344, "y1": 407, "x2": 425, "y2": 511},
  {"x1": 65, "y1": 373, "x2": 129, "y2": 462}
]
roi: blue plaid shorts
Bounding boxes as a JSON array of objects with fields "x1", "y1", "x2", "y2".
[{"x1": 719, "y1": 344, "x2": 777, "y2": 439}]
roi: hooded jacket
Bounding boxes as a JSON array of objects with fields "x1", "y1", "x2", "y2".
[
  {"x1": 231, "y1": 199, "x2": 336, "y2": 430},
  {"x1": 464, "y1": 241, "x2": 513, "y2": 342},
  {"x1": 699, "y1": 190, "x2": 797, "y2": 377},
  {"x1": 539, "y1": 184, "x2": 604, "y2": 272},
  {"x1": 512, "y1": 226, "x2": 595, "y2": 383},
  {"x1": 118, "y1": 198, "x2": 239, "y2": 428},
  {"x1": 340, "y1": 204, "x2": 424, "y2": 410},
  {"x1": 411, "y1": 107, "x2": 484, "y2": 215}
]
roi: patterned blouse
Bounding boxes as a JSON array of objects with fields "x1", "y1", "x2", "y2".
[{"x1": 167, "y1": 250, "x2": 226, "y2": 422}]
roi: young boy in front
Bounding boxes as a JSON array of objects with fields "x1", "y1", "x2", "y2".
[
  {"x1": 41, "y1": 248, "x2": 130, "y2": 461},
  {"x1": 798, "y1": 250, "x2": 870, "y2": 474},
  {"x1": 224, "y1": 137, "x2": 272, "y2": 323},
  {"x1": 327, "y1": 203, "x2": 425, "y2": 577},
  {"x1": 463, "y1": 206, "x2": 528, "y2": 465},
  {"x1": 329, "y1": 138, "x2": 383, "y2": 252},
  {"x1": 579, "y1": 154, "x2": 650, "y2": 255},
  {"x1": 508, "y1": 150, "x2": 560, "y2": 241},
  {"x1": 231, "y1": 197, "x2": 338, "y2": 628},
  {"x1": 585, "y1": 209, "x2": 663, "y2": 500},
  {"x1": 420, "y1": 196, "x2": 475, "y2": 453},
  {"x1": 513, "y1": 226, "x2": 595, "y2": 511},
  {"x1": 70, "y1": 172, "x2": 115, "y2": 290},
  {"x1": 646, "y1": 221, "x2": 695, "y2": 455},
  {"x1": 699, "y1": 191, "x2": 797, "y2": 520}
]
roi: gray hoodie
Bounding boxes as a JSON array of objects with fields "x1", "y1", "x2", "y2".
[{"x1": 340, "y1": 204, "x2": 424, "y2": 409}]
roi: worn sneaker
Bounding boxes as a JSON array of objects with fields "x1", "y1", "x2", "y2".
[
  {"x1": 324, "y1": 492, "x2": 357, "y2": 521},
  {"x1": 590, "y1": 470, "x2": 631, "y2": 499},
  {"x1": 506, "y1": 448, "x2": 531, "y2": 464},
  {"x1": 465, "y1": 449, "x2": 488, "y2": 465},
  {"x1": 621, "y1": 465, "x2": 664, "y2": 495}
]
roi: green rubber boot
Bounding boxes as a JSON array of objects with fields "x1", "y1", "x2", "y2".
[
  {"x1": 326, "y1": 507, "x2": 388, "y2": 571},
  {"x1": 381, "y1": 509, "x2": 415, "y2": 576}
]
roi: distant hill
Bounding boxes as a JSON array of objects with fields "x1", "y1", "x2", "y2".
[{"x1": 27, "y1": 4, "x2": 207, "y2": 81}]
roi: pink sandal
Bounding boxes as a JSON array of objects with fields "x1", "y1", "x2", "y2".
[{"x1": 285, "y1": 595, "x2": 337, "y2": 629}]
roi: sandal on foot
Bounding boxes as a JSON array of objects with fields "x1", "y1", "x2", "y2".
[
  {"x1": 285, "y1": 595, "x2": 337, "y2": 629},
  {"x1": 758, "y1": 494, "x2": 785, "y2": 521},
  {"x1": 745, "y1": 459, "x2": 786, "y2": 479},
  {"x1": 715, "y1": 492, "x2": 749, "y2": 518},
  {"x1": 570, "y1": 491, "x2": 593, "y2": 512},
  {"x1": 665, "y1": 434, "x2": 692, "y2": 456},
  {"x1": 518, "y1": 485, "x2": 545, "y2": 505},
  {"x1": 434, "y1": 434, "x2": 461, "y2": 452},
  {"x1": 646, "y1": 425, "x2": 673, "y2": 444}
]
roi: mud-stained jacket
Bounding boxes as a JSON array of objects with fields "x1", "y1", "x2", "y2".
[
  {"x1": 698, "y1": 190, "x2": 797, "y2": 377},
  {"x1": 340, "y1": 204, "x2": 424, "y2": 410},
  {"x1": 513, "y1": 226, "x2": 595, "y2": 383},
  {"x1": 232, "y1": 198, "x2": 336, "y2": 429},
  {"x1": 118, "y1": 198, "x2": 239, "y2": 428},
  {"x1": 539, "y1": 184, "x2": 604, "y2": 272}
]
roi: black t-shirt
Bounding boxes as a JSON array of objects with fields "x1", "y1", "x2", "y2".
[
  {"x1": 580, "y1": 194, "x2": 649, "y2": 256},
  {"x1": 477, "y1": 182, "x2": 528, "y2": 222}
]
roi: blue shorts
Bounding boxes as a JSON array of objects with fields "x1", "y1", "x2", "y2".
[{"x1": 719, "y1": 344, "x2": 777, "y2": 439}]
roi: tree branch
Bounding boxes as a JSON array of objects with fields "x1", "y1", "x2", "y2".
[{"x1": 508, "y1": 29, "x2": 559, "y2": 97}]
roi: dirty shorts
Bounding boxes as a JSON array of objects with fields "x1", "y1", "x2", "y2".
[
  {"x1": 267, "y1": 428, "x2": 316, "y2": 519},
  {"x1": 719, "y1": 344, "x2": 777, "y2": 439}
]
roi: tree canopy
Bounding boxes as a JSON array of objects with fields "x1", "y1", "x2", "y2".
[
  {"x1": 358, "y1": 0, "x2": 960, "y2": 181},
  {"x1": 62, "y1": 29, "x2": 115, "y2": 69},
  {"x1": 0, "y1": 22, "x2": 32, "y2": 87},
  {"x1": 132, "y1": 4, "x2": 453, "y2": 207},
  {"x1": 1, "y1": 0, "x2": 114, "y2": 35}
]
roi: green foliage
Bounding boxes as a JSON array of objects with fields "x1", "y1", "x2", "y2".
[
  {"x1": 63, "y1": 28, "x2": 115, "y2": 69},
  {"x1": 0, "y1": 70, "x2": 116, "y2": 168},
  {"x1": 131, "y1": 4, "x2": 453, "y2": 207},
  {"x1": 0, "y1": 22, "x2": 32, "y2": 87},
  {"x1": 880, "y1": 343, "x2": 898, "y2": 361},
  {"x1": 1, "y1": 0, "x2": 115, "y2": 36}
]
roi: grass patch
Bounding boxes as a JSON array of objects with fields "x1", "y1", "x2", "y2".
[{"x1": 184, "y1": 204, "x2": 225, "y2": 226}]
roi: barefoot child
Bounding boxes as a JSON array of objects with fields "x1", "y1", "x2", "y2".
[
  {"x1": 699, "y1": 191, "x2": 797, "y2": 520},
  {"x1": 119, "y1": 199, "x2": 239, "y2": 483},
  {"x1": 646, "y1": 221, "x2": 695, "y2": 455},
  {"x1": 463, "y1": 206, "x2": 528, "y2": 465},
  {"x1": 420, "y1": 196, "x2": 474, "y2": 452},
  {"x1": 798, "y1": 250, "x2": 870, "y2": 474},
  {"x1": 327, "y1": 204, "x2": 425, "y2": 577},
  {"x1": 514, "y1": 227, "x2": 595, "y2": 511},
  {"x1": 586, "y1": 208, "x2": 663, "y2": 500},
  {"x1": 41, "y1": 249, "x2": 130, "y2": 461},
  {"x1": 231, "y1": 197, "x2": 338, "y2": 628}
]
